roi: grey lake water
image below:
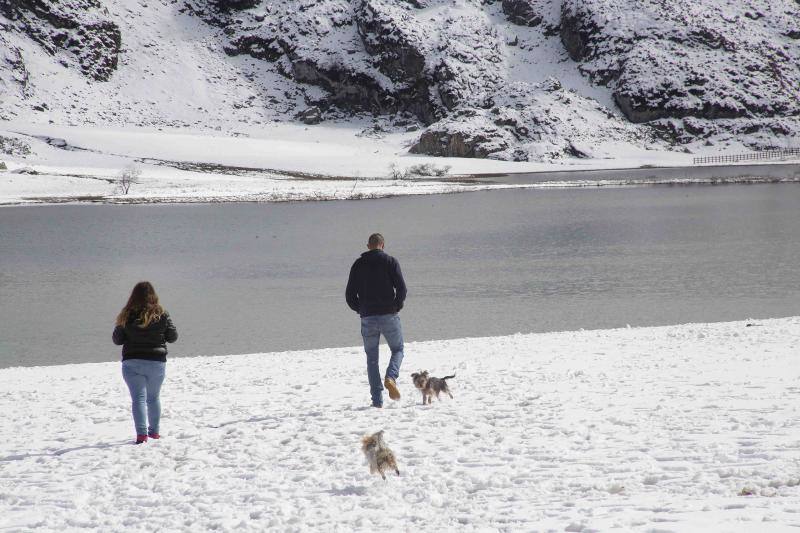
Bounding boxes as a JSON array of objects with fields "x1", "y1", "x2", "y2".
[{"x1": 1, "y1": 183, "x2": 799, "y2": 369}]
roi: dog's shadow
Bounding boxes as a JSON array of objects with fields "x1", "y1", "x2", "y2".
[
  {"x1": 209, "y1": 414, "x2": 282, "y2": 429},
  {"x1": 345, "y1": 403, "x2": 420, "y2": 413},
  {"x1": 347, "y1": 406, "x2": 376, "y2": 413},
  {"x1": 326, "y1": 485, "x2": 370, "y2": 496}
]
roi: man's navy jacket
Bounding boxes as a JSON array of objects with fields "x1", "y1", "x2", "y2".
[{"x1": 345, "y1": 249, "x2": 407, "y2": 316}]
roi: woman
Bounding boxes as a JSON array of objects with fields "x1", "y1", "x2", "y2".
[{"x1": 113, "y1": 281, "x2": 178, "y2": 444}]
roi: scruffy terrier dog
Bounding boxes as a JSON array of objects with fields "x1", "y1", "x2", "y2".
[
  {"x1": 411, "y1": 371, "x2": 455, "y2": 405},
  {"x1": 361, "y1": 430, "x2": 400, "y2": 480}
]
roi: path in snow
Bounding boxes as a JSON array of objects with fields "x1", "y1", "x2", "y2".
[{"x1": 1, "y1": 318, "x2": 799, "y2": 531}]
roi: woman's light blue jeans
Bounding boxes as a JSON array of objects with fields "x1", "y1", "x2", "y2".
[
  {"x1": 121, "y1": 359, "x2": 166, "y2": 436},
  {"x1": 360, "y1": 313, "x2": 404, "y2": 407}
]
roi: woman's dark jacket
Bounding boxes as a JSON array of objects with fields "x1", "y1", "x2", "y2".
[{"x1": 113, "y1": 312, "x2": 178, "y2": 362}]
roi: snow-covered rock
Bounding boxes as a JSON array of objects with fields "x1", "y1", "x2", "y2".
[
  {"x1": 0, "y1": 0, "x2": 121, "y2": 81},
  {"x1": 0, "y1": 34, "x2": 29, "y2": 100},
  {"x1": 560, "y1": 0, "x2": 800, "y2": 148},
  {"x1": 217, "y1": 0, "x2": 505, "y2": 124},
  {"x1": 0, "y1": 0, "x2": 797, "y2": 161},
  {"x1": 411, "y1": 79, "x2": 651, "y2": 161},
  {"x1": 0, "y1": 134, "x2": 31, "y2": 157},
  {"x1": 219, "y1": 0, "x2": 635, "y2": 160},
  {"x1": 502, "y1": 0, "x2": 544, "y2": 28}
]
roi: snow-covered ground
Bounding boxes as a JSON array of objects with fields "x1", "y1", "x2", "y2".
[
  {"x1": 2, "y1": 317, "x2": 799, "y2": 531},
  {"x1": 0, "y1": 121, "x2": 688, "y2": 205},
  {"x1": 3, "y1": 121, "x2": 797, "y2": 205}
]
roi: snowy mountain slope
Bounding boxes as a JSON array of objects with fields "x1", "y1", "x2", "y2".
[
  {"x1": 0, "y1": 0, "x2": 121, "y2": 81},
  {"x1": 212, "y1": 0, "x2": 655, "y2": 160},
  {"x1": 0, "y1": 0, "x2": 798, "y2": 165},
  {"x1": 560, "y1": 0, "x2": 800, "y2": 148},
  {"x1": 0, "y1": 0, "x2": 303, "y2": 128}
]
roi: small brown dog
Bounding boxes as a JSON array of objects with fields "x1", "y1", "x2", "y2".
[
  {"x1": 411, "y1": 371, "x2": 455, "y2": 405},
  {"x1": 361, "y1": 430, "x2": 400, "y2": 480}
]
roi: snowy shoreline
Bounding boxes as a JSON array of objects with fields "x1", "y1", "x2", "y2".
[
  {"x1": 2, "y1": 317, "x2": 799, "y2": 531},
  {"x1": 3, "y1": 123, "x2": 798, "y2": 206},
  {"x1": 1, "y1": 172, "x2": 798, "y2": 207}
]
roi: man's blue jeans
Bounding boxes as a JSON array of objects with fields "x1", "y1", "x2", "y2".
[
  {"x1": 361, "y1": 313, "x2": 404, "y2": 407},
  {"x1": 121, "y1": 359, "x2": 166, "y2": 436}
]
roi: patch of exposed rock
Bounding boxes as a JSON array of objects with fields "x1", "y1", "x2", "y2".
[
  {"x1": 560, "y1": 0, "x2": 800, "y2": 132},
  {"x1": 295, "y1": 106, "x2": 323, "y2": 125},
  {"x1": 411, "y1": 80, "x2": 652, "y2": 161},
  {"x1": 0, "y1": 0, "x2": 121, "y2": 81},
  {"x1": 501, "y1": 0, "x2": 561, "y2": 35},
  {"x1": 213, "y1": 0, "x2": 504, "y2": 124},
  {"x1": 215, "y1": 0, "x2": 259, "y2": 11},
  {"x1": 502, "y1": 0, "x2": 543, "y2": 27},
  {"x1": 653, "y1": 116, "x2": 800, "y2": 151},
  {"x1": 0, "y1": 135, "x2": 32, "y2": 156},
  {"x1": 412, "y1": 113, "x2": 515, "y2": 159},
  {"x1": 0, "y1": 33, "x2": 30, "y2": 101}
]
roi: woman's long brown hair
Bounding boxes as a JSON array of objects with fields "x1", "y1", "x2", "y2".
[{"x1": 116, "y1": 281, "x2": 165, "y2": 327}]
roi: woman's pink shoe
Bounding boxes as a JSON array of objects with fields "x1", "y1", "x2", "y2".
[
  {"x1": 135, "y1": 435, "x2": 148, "y2": 444},
  {"x1": 147, "y1": 433, "x2": 160, "y2": 440}
]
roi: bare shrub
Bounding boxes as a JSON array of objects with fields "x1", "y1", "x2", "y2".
[
  {"x1": 387, "y1": 162, "x2": 451, "y2": 179},
  {"x1": 406, "y1": 163, "x2": 451, "y2": 177},
  {"x1": 388, "y1": 163, "x2": 408, "y2": 180},
  {"x1": 115, "y1": 165, "x2": 141, "y2": 195},
  {"x1": 0, "y1": 136, "x2": 31, "y2": 156}
]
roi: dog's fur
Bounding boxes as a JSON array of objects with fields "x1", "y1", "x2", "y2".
[
  {"x1": 361, "y1": 430, "x2": 400, "y2": 480},
  {"x1": 410, "y1": 371, "x2": 455, "y2": 405}
]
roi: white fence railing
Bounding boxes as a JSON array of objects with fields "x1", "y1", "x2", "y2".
[{"x1": 693, "y1": 148, "x2": 800, "y2": 165}]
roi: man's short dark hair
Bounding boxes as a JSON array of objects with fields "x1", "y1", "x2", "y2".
[{"x1": 368, "y1": 233, "x2": 384, "y2": 248}]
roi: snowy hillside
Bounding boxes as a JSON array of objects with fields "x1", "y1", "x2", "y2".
[
  {"x1": 1, "y1": 318, "x2": 799, "y2": 530},
  {"x1": 1, "y1": 0, "x2": 798, "y2": 167},
  {"x1": 561, "y1": 0, "x2": 800, "y2": 146}
]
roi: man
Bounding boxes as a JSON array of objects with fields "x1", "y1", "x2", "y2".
[{"x1": 346, "y1": 233, "x2": 407, "y2": 408}]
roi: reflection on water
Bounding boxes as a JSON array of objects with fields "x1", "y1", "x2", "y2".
[{"x1": 1, "y1": 184, "x2": 799, "y2": 368}]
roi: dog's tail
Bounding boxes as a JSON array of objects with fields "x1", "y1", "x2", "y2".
[{"x1": 442, "y1": 374, "x2": 455, "y2": 380}]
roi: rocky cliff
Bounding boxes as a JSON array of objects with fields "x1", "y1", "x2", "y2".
[
  {"x1": 560, "y1": 0, "x2": 800, "y2": 146},
  {"x1": 0, "y1": 0, "x2": 120, "y2": 81},
  {"x1": 1, "y1": 0, "x2": 797, "y2": 161}
]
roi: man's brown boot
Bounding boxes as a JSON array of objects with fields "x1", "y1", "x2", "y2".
[{"x1": 384, "y1": 377, "x2": 400, "y2": 400}]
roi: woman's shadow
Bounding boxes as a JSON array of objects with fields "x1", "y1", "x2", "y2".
[{"x1": 0, "y1": 441, "x2": 131, "y2": 462}]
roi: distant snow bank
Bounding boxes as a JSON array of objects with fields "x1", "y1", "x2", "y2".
[
  {"x1": 4, "y1": 121, "x2": 780, "y2": 206},
  {"x1": 2, "y1": 317, "x2": 799, "y2": 531}
]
